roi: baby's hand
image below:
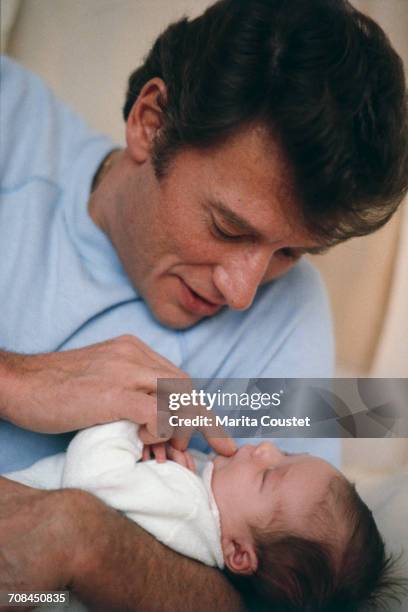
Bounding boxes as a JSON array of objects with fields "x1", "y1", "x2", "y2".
[
  {"x1": 142, "y1": 443, "x2": 196, "y2": 473},
  {"x1": 166, "y1": 445, "x2": 197, "y2": 473},
  {"x1": 142, "y1": 442, "x2": 167, "y2": 464}
]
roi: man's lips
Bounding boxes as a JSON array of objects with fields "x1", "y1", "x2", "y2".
[{"x1": 177, "y1": 277, "x2": 224, "y2": 317}]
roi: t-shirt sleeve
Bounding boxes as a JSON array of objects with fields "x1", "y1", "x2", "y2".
[{"x1": 0, "y1": 55, "x2": 101, "y2": 188}]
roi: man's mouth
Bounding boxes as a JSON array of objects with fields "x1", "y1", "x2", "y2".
[{"x1": 177, "y1": 277, "x2": 223, "y2": 317}]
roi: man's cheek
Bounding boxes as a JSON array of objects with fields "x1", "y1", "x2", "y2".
[{"x1": 175, "y1": 239, "x2": 213, "y2": 262}]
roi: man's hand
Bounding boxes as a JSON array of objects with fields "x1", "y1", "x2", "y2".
[
  {"x1": 0, "y1": 338, "x2": 236, "y2": 457},
  {"x1": 0, "y1": 336, "x2": 184, "y2": 438},
  {"x1": 0, "y1": 477, "x2": 246, "y2": 612}
]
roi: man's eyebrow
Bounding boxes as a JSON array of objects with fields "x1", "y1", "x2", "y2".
[
  {"x1": 210, "y1": 200, "x2": 262, "y2": 236},
  {"x1": 298, "y1": 245, "x2": 330, "y2": 256}
]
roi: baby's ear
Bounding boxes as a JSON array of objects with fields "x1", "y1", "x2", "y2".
[{"x1": 223, "y1": 539, "x2": 258, "y2": 575}]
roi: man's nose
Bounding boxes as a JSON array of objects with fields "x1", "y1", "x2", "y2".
[{"x1": 213, "y1": 247, "x2": 272, "y2": 310}]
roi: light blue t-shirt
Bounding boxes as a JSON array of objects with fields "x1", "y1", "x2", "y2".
[{"x1": 0, "y1": 56, "x2": 338, "y2": 473}]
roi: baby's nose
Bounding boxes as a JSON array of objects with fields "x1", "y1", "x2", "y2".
[{"x1": 254, "y1": 441, "x2": 283, "y2": 465}]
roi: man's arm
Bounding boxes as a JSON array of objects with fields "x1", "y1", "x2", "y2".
[{"x1": 0, "y1": 478, "x2": 245, "y2": 612}]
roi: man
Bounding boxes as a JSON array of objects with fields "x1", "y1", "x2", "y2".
[{"x1": 1, "y1": 0, "x2": 407, "y2": 610}]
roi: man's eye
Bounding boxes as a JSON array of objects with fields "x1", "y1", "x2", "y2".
[
  {"x1": 212, "y1": 222, "x2": 244, "y2": 242},
  {"x1": 277, "y1": 248, "x2": 301, "y2": 261}
]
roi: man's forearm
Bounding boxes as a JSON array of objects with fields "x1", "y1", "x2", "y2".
[
  {"x1": 71, "y1": 490, "x2": 246, "y2": 612},
  {"x1": 0, "y1": 350, "x2": 19, "y2": 420}
]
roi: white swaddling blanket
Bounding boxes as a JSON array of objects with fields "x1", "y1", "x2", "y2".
[{"x1": 6, "y1": 420, "x2": 224, "y2": 610}]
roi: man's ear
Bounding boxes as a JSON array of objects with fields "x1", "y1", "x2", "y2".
[
  {"x1": 223, "y1": 538, "x2": 258, "y2": 575},
  {"x1": 125, "y1": 78, "x2": 167, "y2": 164}
]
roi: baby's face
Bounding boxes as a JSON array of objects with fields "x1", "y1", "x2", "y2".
[{"x1": 212, "y1": 442, "x2": 341, "y2": 541}]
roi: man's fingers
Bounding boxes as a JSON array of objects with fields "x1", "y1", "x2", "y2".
[
  {"x1": 115, "y1": 336, "x2": 188, "y2": 380},
  {"x1": 203, "y1": 434, "x2": 237, "y2": 457},
  {"x1": 169, "y1": 418, "x2": 237, "y2": 457},
  {"x1": 114, "y1": 335, "x2": 178, "y2": 371},
  {"x1": 169, "y1": 436, "x2": 190, "y2": 452},
  {"x1": 121, "y1": 393, "x2": 157, "y2": 426},
  {"x1": 138, "y1": 425, "x2": 169, "y2": 446},
  {"x1": 196, "y1": 407, "x2": 237, "y2": 456}
]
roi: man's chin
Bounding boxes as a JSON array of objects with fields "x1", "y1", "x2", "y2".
[{"x1": 149, "y1": 303, "x2": 204, "y2": 330}]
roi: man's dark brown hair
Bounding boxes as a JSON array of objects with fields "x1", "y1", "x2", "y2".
[{"x1": 123, "y1": 0, "x2": 408, "y2": 247}]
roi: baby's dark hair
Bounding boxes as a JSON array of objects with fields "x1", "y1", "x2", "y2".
[{"x1": 227, "y1": 476, "x2": 406, "y2": 611}]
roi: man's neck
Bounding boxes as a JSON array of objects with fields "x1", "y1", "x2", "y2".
[
  {"x1": 91, "y1": 149, "x2": 122, "y2": 193},
  {"x1": 88, "y1": 148, "x2": 123, "y2": 234}
]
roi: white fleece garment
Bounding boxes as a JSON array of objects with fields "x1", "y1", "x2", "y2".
[{"x1": 6, "y1": 420, "x2": 224, "y2": 568}]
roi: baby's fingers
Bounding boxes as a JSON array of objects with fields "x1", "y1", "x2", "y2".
[
  {"x1": 167, "y1": 446, "x2": 196, "y2": 472},
  {"x1": 167, "y1": 446, "x2": 187, "y2": 468},
  {"x1": 142, "y1": 442, "x2": 167, "y2": 463},
  {"x1": 142, "y1": 445, "x2": 151, "y2": 461},
  {"x1": 151, "y1": 442, "x2": 167, "y2": 463}
]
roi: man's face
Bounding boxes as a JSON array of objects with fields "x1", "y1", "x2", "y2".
[{"x1": 106, "y1": 126, "x2": 322, "y2": 329}]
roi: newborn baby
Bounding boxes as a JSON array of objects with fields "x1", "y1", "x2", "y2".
[{"x1": 7, "y1": 421, "x2": 391, "y2": 611}]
